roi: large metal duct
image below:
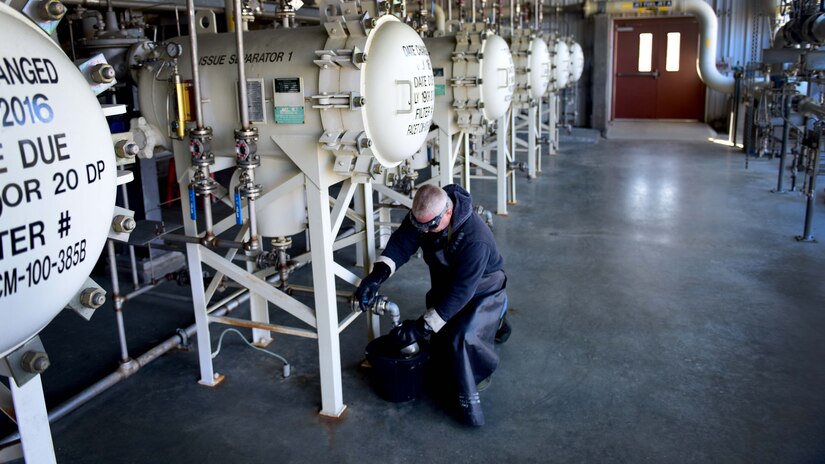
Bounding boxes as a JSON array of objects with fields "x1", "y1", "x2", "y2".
[{"x1": 584, "y1": 0, "x2": 735, "y2": 94}]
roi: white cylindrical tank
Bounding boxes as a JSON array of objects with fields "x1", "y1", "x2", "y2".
[
  {"x1": 568, "y1": 39, "x2": 584, "y2": 84},
  {"x1": 0, "y1": 3, "x2": 117, "y2": 358},
  {"x1": 549, "y1": 37, "x2": 571, "y2": 91},
  {"x1": 423, "y1": 24, "x2": 515, "y2": 134},
  {"x1": 139, "y1": 16, "x2": 434, "y2": 237},
  {"x1": 511, "y1": 30, "x2": 552, "y2": 108},
  {"x1": 529, "y1": 37, "x2": 552, "y2": 100}
]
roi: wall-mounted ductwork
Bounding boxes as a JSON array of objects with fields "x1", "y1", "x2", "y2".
[{"x1": 584, "y1": 0, "x2": 735, "y2": 94}]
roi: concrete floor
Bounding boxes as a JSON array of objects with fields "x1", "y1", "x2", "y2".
[
  {"x1": 4, "y1": 137, "x2": 825, "y2": 463},
  {"x1": 605, "y1": 120, "x2": 718, "y2": 141}
]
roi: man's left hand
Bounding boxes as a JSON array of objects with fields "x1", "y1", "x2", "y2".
[{"x1": 389, "y1": 317, "x2": 432, "y2": 351}]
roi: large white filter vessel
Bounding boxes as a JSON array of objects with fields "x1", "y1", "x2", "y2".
[
  {"x1": 423, "y1": 24, "x2": 515, "y2": 135},
  {"x1": 511, "y1": 30, "x2": 552, "y2": 108},
  {"x1": 139, "y1": 16, "x2": 434, "y2": 237},
  {"x1": 568, "y1": 39, "x2": 584, "y2": 84},
  {"x1": 549, "y1": 36, "x2": 571, "y2": 91},
  {"x1": 0, "y1": 3, "x2": 116, "y2": 358}
]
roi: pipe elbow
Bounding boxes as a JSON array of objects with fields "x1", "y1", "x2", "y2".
[
  {"x1": 681, "y1": 0, "x2": 735, "y2": 94},
  {"x1": 433, "y1": 4, "x2": 446, "y2": 35},
  {"x1": 385, "y1": 300, "x2": 401, "y2": 327}
]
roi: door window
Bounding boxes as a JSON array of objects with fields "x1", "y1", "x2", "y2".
[
  {"x1": 666, "y1": 32, "x2": 681, "y2": 72},
  {"x1": 638, "y1": 33, "x2": 653, "y2": 72}
]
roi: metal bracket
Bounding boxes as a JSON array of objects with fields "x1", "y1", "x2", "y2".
[
  {"x1": 64, "y1": 277, "x2": 106, "y2": 321},
  {"x1": 0, "y1": 337, "x2": 49, "y2": 388},
  {"x1": 109, "y1": 205, "x2": 136, "y2": 242},
  {"x1": 22, "y1": 0, "x2": 64, "y2": 35},
  {"x1": 76, "y1": 54, "x2": 117, "y2": 95}
]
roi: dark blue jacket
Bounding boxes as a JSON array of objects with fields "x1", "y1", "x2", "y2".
[{"x1": 380, "y1": 185, "x2": 505, "y2": 323}]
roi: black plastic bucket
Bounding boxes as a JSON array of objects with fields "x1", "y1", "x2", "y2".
[{"x1": 365, "y1": 335, "x2": 430, "y2": 403}]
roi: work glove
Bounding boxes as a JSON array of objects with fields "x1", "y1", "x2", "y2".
[
  {"x1": 354, "y1": 261, "x2": 391, "y2": 311},
  {"x1": 389, "y1": 317, "x2": 432, "y2": 352}
]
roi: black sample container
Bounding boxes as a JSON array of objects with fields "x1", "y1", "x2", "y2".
[{"x1": 365, "y1": 335, "x2": 430, "y2": 402}]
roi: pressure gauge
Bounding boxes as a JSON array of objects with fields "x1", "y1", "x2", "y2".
[{"x1": 166, "y1": 42, "x2": 183, "y2": 58}]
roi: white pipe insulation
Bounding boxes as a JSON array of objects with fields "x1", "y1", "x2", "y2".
[
  {"x1": 585, "y1": 0, "x2": 735, "y2": 94},
  {"x1": 433, "y1": 3, "x2": 446, "y2": 34}
]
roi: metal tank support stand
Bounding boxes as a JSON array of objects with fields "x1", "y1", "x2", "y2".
[{"x1": 0, "y1": 337, "x2": 57, "y2": 464}]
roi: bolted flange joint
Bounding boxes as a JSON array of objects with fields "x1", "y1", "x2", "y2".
[
  {"x1": 80, "y1": 287, "x2": 106, "y2": 309},
  {"x1": 20, "y1": 351, "x2": 50, "y2": 374},
  {"x1": 39, "y1": 0, "x2": 66, "y2": 20},
  {"x1": 112, "y1": 215, "x2": 136, "y2": 233},
  {"x1": 115, "y1": 140, "x2": 140, "y2": 159},
  {"x1": 189, "y1": 127, "x2": 215, "y2": 167},
  {"x1": 235, "y1": 127, "x2": 260, "y2": 168},
  {"x1": 90, "y1": 63, "x2": 115, "y2": 84},
  {"x1": 191, "y1": 168, "x2": 218, "y2": 195}
]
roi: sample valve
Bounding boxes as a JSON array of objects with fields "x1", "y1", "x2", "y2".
[
  {"x1": 188, "y1": 126, "x2": 219, "y2": 241},
  {"x1": 233, "y1": 126, "x2": 262, "y2": 250}
]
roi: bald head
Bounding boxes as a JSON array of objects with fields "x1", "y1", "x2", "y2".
[
  {"x1": 411, "y1": 185, "x2": 453, "y2": 233},
  {"x1": 412, "y1": 185, "x2": 451, "y2": 219}
]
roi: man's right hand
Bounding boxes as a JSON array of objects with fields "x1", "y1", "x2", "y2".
[{"x1": 354, "y1": 261, "x2": 392, "y2": 311}]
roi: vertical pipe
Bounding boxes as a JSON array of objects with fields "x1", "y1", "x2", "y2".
[
  {"x1": 119, "y1": 183, "x2": 140, "y2": 289},
  {"x1": 203, "y1": 193, "x2": 214, "y2": 236},
  {"x1": 234, "y1": 0, "x2": 249, "y2": 129},
  {"x1": 187, "y1": 0, "x2": 204, "y2": 129},
  {"x1": 107, "y1": 240, "x2": 130, "y2": 362},
  {"x1": 799, "y1": 142, "x2": 820, "y2": 241},
  {"x1": 730, "y1": 72, "x2": 741, "y2": 146},
  {"x1": 248, "y1": 197, "x2": 258, "y2": 245},
  {"x1": 114, "y1": 308, "x2": 130, "y2": 362},
  {"x1": 775, "y1": 91, "x2": 792, "y2": 193}
]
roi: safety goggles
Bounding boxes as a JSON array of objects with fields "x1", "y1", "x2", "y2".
[{"x1": 409, "y1": 202, "x2": 449, "y2": 232}]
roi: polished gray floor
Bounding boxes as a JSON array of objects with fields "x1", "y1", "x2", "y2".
[{"x1": 5, "y1": 137, "x2": 825, "y2": 463}]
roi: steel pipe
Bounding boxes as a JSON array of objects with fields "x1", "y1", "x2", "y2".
[
  {"x1": 60, "y1": 0, "x2": 320, "y2": 23},
  {"x1": 187, "y1": 0, "x2": 205, "y2": 129},
  {"x1": 775, "y1": 91, "x2": 793, "y2": 193},
  {"x1": 233, "y1": 0, "x2": 249, "y2": 129}
]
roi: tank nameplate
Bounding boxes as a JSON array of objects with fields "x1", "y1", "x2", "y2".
[
  {"x1": 240, "y1": 78, "x2": 266, "y2": 123},
  {"x1": 433, "y1": 67, "x2": 446, "y2": 96},
  {"x1": 273, "y1": 77, "x2": 304, "y2": 124},
  {"x1": 275, "y1": 107, "x2": 305, "y2": 124}
]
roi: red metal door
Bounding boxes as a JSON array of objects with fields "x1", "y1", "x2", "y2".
[{"x1": 613, "y1": 17, "x2": 705, "y2": 120}]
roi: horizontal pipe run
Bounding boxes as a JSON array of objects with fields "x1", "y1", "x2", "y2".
[
  {"x1": 286, "y1": 284, "x2": 352, "y2": 300},
  {"x1": 209, "y1": 315, "x2": 318, "y2": 339},
  {"x1": 0, "y1": 286, "x2": 252, "y2": 447},
  {"x1": 60, "y1": 0, "x2": 321, "y2": 22}
]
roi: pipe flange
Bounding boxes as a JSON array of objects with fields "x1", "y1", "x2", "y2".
[
  {"x1": 194, "y1": 177, "x2": 218, "y2": 194},
  {"x1": 271, "y1": 236, "x2": 293, "y2": 250},
  {"x1": 234, "y1": 127, "x2": 259, "y2": 140},
  {"x1": 238, "y1": 183, "x2": 263, "y2": 200},
  {"x1": 190, "y1": 126, "x2": 214, "y2": 139}
]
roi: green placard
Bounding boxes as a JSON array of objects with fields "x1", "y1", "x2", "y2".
[
  {"x1": 435, "y1": 84, "x2": 446, "y2": 97},
  {"x1": 274, "y1": 106, "x2": 305, "y2": 124}
]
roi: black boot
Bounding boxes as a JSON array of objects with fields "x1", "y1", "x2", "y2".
[{"x1": 495, "y1": 316, "x2": 511, "y2": 344}]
